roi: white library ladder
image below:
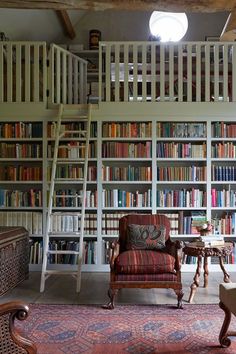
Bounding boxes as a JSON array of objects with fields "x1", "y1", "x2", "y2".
[{"x1": 40, "y1": 103, "x2": 92, "y2": 292}]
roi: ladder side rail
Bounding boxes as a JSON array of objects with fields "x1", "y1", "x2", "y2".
[
  {"x1": 40, "y1": 104, "x2": 63, "y2": 292},
  {"x1": 76, "y1": 104, "x2": 92, "y2": 292}
]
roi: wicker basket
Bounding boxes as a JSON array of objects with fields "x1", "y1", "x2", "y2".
[{"x1": 0, "y1": 227, "x2": 29, "y2": 296}]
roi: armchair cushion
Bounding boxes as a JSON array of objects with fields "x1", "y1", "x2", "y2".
[
  {"x1": 115, "y1": 249, "x2": 176, "y2": 274},
  {"x1": 127, "y1": 224, "x2": 166, "y2": 250}
]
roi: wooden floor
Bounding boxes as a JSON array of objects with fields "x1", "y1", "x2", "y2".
[{"x1": 1, "y1": 271, "x2": 236, "y2": 305}]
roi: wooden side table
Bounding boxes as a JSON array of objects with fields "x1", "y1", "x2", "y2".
[{"x1": 183, "y1": 242, "x2": 233, "y2": 303}]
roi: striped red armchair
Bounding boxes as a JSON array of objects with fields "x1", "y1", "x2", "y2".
[{"x1": 103, "y1": 214, "x2": 184, "y2": 309}]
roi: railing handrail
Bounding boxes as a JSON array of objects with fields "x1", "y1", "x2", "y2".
[
  {"x1": 50, "y1": 44, "x2": 88, "y2": 65},
  {"x1": 100, "y1": 40, "x2": 236, "y2": 45},
  {"x1": 49, "y1": 44, "x2": 88, "y2": 105},
  {"x1": 99, "y1": 40, "x2": 236, "y2": 103}
]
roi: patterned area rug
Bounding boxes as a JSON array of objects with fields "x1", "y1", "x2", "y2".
[{"x1": 18, "y1": 304, "x2": 236, "y2": 354}]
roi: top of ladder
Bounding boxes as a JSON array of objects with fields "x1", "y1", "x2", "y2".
[{"x1": 58, "y1": 104, "x2": 92, "y2": 121}]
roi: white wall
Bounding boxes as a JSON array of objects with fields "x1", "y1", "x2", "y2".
[{"x1": 0, "y1": 8, "x2": 229, "y2": 46}]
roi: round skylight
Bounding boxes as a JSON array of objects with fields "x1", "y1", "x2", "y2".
[{"x1": 149, "y1": 11, "x2": 188, "y2": 42}]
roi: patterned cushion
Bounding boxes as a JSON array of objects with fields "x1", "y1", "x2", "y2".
[
  {"x1": 115, "y1": 250, "x2": 176, "y2": 274},
  {"x1": 126, "y1": 224, "x2": 166, "y2": 250}
]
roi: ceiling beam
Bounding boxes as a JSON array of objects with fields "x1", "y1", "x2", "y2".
[
  {"x1": 0, "y1": 0, "x2": 236, "y2": 12},
  {"x1": 56, "y1": 10, "x2": 76, "y2": 39}
]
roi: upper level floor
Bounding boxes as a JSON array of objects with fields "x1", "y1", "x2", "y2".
[{"x1": 0, "y1": 40, "x2": 236, "y2": 107}]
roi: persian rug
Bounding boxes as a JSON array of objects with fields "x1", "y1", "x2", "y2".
[{"x1": 18, "y1": 304, "x2": 236, "y2": 354}]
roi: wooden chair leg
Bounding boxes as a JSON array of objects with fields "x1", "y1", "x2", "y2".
[
  {"x1": 174, "y1": 289, "x2": 184, "y2": 309},
  {"x1": 219, "y1": 301, "x2": 232, "y2": 348},
  {"x1": 102, "y1": 288, "x2": 118, "y2": 310}
]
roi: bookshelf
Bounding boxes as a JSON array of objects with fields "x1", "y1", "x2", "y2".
[
  {"x1": 0, "y1": 121, "x2": 44, "y2": 236},
  {"x1": 0, "y1": 114, "x2": 235, "y2": 272}
]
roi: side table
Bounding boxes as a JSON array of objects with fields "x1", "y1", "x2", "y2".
[{"x1": 183, "y1": 242, "x2": 233, "y2": 303}]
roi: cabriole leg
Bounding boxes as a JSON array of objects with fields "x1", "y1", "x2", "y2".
[
  {"x1": 102, "y1": 288, "x2": 118, "y2": 310},
  {"x1": 219, "y1": 301, "x2": 232, "y2": 348},
  {"x1": 174, "y1": 289, "x2": 184, "y2": 309}
]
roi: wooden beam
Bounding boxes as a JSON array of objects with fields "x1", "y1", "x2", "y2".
[
  {"x1": 56, "y1": 10, "x2": 76, "y2": 39},
  {"x1": 0, "y1": 0, "x2": 236, "y2": 12}
]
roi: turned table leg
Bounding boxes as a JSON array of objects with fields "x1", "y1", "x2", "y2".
[
  {"x1": 188, "y1": 255, "x2": 202, "y2": 303},
  {"x1": 219, "y1": 256, "x2": 231, "y2": 283},
  {"x1": 203, "y1": 256, "x2": 209, "y2": 288}
]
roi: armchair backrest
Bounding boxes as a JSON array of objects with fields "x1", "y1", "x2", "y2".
[{"x1": 119, "y1": 214, "x2": 171, "y2": 252}]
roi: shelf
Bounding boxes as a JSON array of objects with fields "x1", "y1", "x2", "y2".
[{"x1": 1, "y1": 118, "x2": 236, "y2": 273}]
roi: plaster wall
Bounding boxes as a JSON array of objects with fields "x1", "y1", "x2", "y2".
[{"x1": 0, "y1": 8, "x2": 229, "y2": 47}]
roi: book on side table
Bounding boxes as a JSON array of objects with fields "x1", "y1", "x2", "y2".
[{"x1": 195, "y1": 235, "x2": 225, "y2": 247}]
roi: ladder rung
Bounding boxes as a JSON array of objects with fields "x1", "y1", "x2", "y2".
[
  {"x1": 50, "y1": 212, "x2": 81, "y2": 216},
  {"x1": 49, "y1": 232, "x2": 81, "y2": 236},
  {"x1": 56, "y1": 160, "x2": 85, "y2": 164},
  {"x1": 55, "y1": 178, "x2": 84, "y2": 182},
  {"x1": 62, "y1": 115, "x2": 88, "y2": 120},
  {"x1": 44, "y1": 270, "x2": 79, "y2": 275},
  {"x1": 63, "y1": 130, "x2": 87, "y2": 134},
  {"x1": 59, "y1": 145, "x2": 85, "y2": 149},
  {"x1": 48, "y1": 250, "x2": 80, "y2": 255},
  {"x1": 52, "y1": 194, "x2": 82, "y2": 198}
]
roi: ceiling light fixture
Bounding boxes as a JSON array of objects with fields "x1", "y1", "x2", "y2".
[{"x1": 149, "y1": 11, "x2": 188, "y2": 42}]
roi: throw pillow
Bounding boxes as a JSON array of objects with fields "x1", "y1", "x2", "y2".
[{"x1": 126, "y1": 224, "x2": 166, "y2": 250}]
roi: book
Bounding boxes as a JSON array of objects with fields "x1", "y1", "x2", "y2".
[
  {"x1": 195, "y1": 240, "x2": 225, "y2": 247},
  {"x1": 198, "y1": 235, "x2": 224, "y2": 242}
]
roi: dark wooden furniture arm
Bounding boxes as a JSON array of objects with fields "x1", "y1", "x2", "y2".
[
  {"x1": 0, "y1": 301, "x2": 37, "y2": 354},
  {"x1": 165, "y1": 239, "x2": 183, "y2": 271},
  {"x1": 110, "y1": 241, "x2": 120, "y2": 270}
]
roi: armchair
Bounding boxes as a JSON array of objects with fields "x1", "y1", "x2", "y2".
[
  {"x1": 0, "y1": 301, "x2": 37, "y2": 354},
  {"x1": 219, "y1": 283, "x2": 236, "y2": 348},
  {"x1": 103, "y1": 214, "x2": 183, "y2": 309}
]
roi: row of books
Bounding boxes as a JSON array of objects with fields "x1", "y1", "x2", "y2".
[
  {"x1": 102, "y1": 189, "x2": 152, "y2": 208},
  {"x1": 212, "y1": 213, "x2": 236, "y2": 235},
  {"x1": 49, "y1": 166, "x2": 97, "y2": 181},
  {"x1": 156, "y1": 122, "x2": 206, "y2": 138},
  {"x1": 0, "y1": 143, "x2": 42, "y2": 158},
  {"x1": 52, "y1": 190, "x2": 97, "y2": 208},
  {"x1": 47, "y1": 142, "x2": 97, "y2": 159},
  {"x1": 29, "y1": 240, "x2": 97, "y2": 265},
  {"x1": 102, "y1": 165, "x2": 152, "y2": 181},
  {"x1": 47, "y1": 122, "x2": 97, "y2": 138},
  {"x1": 178, "y1": 211, "x2": 236, "y2": 235},
  {"x1": 50, "y1": 213, "x2": 97, "y2": 234},
  {"x1": 0, "y1": 122, "x2": 43, "y2": 138},
  {"x1": 101, "y1": 212, "x2": 179, "y2": 236},
  {"x1": 0, "y1": 189, "x2": 42, "y2": 207},
  {"x1": 212, "y1": 165, "x2": 236, "y2": 181},
  {"x1": 102, "y1": 122, "x2": 152, "y2": 138},
  {"x1": 156, "y1": 142, "x2": 206, "y2": 158},
  {"x1": 0, "y1": 166, "x2": 42, "y2": 181},
  {"x1": 156, "y1": 189, "x2": 206, "y2": 208},
  {"x1": 0, "y1": 211, "x2": 43, "y2": 235},
  {"x1": 211, "y1": 142, "x2": 236, "y2": 158},
  {"x1": 102, "y1": 142, "x2": 152, "y2": 158},
  {"x1": 102, "y1": 212, "x2": 131, "y2": 235},
  {"x1": 211, "y1": 122, "x2": 236, "y2": 138},
  {"x1": 156, "y1": 166, "x2": 206, "y2": 182},
  {"x1": 212, "y1": 188, "x2": 236, "y2": 208}
]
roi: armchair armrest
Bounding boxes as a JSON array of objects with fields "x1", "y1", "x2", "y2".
[
  {"x1": 110, "y1": 240, "x2": 120, "y2": 270},
  {"x1": 165, "y1": 239, "x2": 183, "y2": 271},
  {"x1": 0, "y1": 301, "x2": 37, "y2": 354}
]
